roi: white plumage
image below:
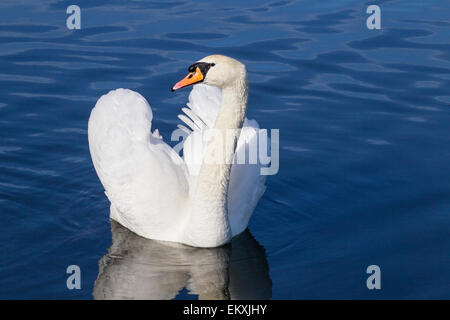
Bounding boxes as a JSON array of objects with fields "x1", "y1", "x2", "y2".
[{"x1": 88, "y1": 55, "x2": 266, "y2": 247}]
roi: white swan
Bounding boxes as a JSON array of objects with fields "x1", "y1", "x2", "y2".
[{"x1": 88, "y1": 55, "x2": 266, "y2": 248}]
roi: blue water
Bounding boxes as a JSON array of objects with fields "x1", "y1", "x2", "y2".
[{"x1": 1, "y1": 0, "x2": 449, "y2": 299}]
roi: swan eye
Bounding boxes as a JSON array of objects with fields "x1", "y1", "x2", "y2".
[{"x1": 187, "y1": 62, "x2": 215, "y2": 78}]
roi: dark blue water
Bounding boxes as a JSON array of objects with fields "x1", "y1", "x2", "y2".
[{"x1": 1, "y1": 0, "x2": 449, "y2": 299}]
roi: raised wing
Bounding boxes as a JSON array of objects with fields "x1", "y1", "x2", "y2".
[{"x1": 88, "y1": 89, "x2": 189, "y2": 241}]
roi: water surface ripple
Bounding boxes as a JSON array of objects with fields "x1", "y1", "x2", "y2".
[{"x1": 0, "y1": 0, "x2": 449, "y2": 299}]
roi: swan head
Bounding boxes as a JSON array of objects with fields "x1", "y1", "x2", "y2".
[{"x1": 171, "y1": 55, "x2": 246, "y2": 91}]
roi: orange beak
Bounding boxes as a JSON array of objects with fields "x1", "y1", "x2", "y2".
[{"x1": 171, "y1": 67, "x2": 204, "y2": 91}]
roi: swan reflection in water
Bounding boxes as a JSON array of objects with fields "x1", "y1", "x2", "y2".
[{"x1": 93, "y1": 220, "x2": 272, "y2": 300}]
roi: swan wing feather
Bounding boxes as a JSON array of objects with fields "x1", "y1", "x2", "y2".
[{"x1": 88, "y1": 88, "x2": 189, "y2": 241}]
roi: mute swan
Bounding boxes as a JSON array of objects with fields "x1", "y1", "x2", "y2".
[{"x1": 88, "y1": 55, "x2": 266, "y2": 248}]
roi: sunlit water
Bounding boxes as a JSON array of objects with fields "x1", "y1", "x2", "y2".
[{"x1": 0, "y1": 0, "x2": 449, "y2": 299}]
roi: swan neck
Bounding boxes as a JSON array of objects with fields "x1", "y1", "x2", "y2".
[
  {"x1": 217, "y1": 82, "x2": 248, "y2": 129},
  {"x1": 185, "y1": 77, "x2": 248, "y2": 247}
]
